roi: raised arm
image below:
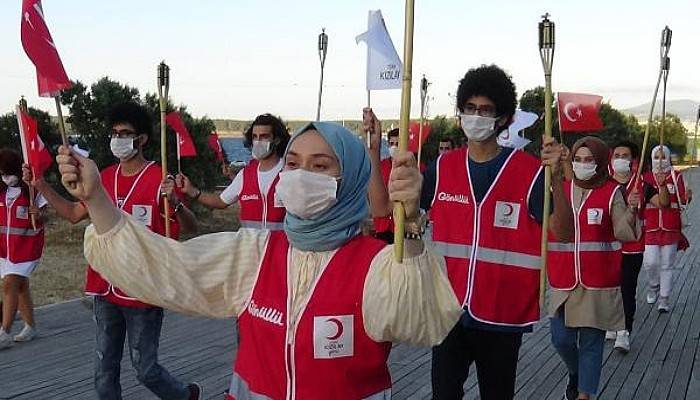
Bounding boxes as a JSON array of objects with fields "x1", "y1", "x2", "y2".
[
  {"x1": 57, "y1": 145, "x2": 267, "y2": 318},
  {"x1": 22, "y1": 163, "x2": 88, "y2": 224},
  {"x1": 178, "y1": 173, "x2": 231, "y2": 209},
  {"x1": 364, "y1": 108, "x2": 393, "y2": 218}
]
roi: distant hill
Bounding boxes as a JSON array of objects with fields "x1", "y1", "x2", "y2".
[{"x1": 623, "y1": 99, "x2": 699, "y2": 122}]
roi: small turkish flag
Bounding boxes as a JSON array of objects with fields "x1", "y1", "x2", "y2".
[
  {"x1": 20, "y1": 0, "x2": 72, "y2": 97},
  {"x1": 17, "y1": 106, "x2": 53, "y2": 178},
  {"x1": 407, "y1": 121, "x2": 431, "y2": 153},
  {"x1": 166, "y1": 112, "x2": 197, "y2": 158},
  {"x1": 557, "y1": 92, "x2": 604, "y2": 133},
  {"x1": 208, "y1": 132, "x2": 225, "y2": 162}
]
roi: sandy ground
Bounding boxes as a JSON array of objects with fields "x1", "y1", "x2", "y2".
[{"x1": 2, "y1": 204, "x2": 239, "y2": 307}]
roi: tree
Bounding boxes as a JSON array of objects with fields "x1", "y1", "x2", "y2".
[
  {"x1": 642, "y1": 114, "x2": 689, "y2": 161},
  {"x1": 421, "y1": 115, "x2": 462, "y2": 163},
  {"x1": 61, "y1": 77, "x2": 224, "y2": 192}
]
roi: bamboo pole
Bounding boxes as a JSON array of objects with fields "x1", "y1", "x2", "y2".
[
  {"x1": 393, "y1": 0, "x2": 416, "y2": 263},
  {"x1": 538, "y1": 14, "x2": 555, "y2": 308},
  {"x1": 157, "y1": 62, "x2": 171, "y2": 238}
]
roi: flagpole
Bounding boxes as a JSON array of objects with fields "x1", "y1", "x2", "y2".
[
  {"x1": 694, "y1": 106, "x2": 700, "y2": 165},
  {"x1": 316, "y1": 29, "x2": 328, "y2": 122},
  {"x1": 53, "y1": 96, "x2": 69, "y2": 146},
  {"x1": 637, "y1": 26, "x2": 672, "y2": 179},
  {"x1": 366, "y1": 90, "x2": 372, "y2": 147},
  {"x1": 393, "y1": 0, "x2": 416, "y2": 263},
  {"x1": 418, "y1": 75, "x2": 428, "y2": 165},
  {"x1": 659, "y1": 55, "x2": 670, "y2": 148},
  {"x1": 157, "y1": 61, "x2": 171, "y2": 238},
  {"x1": 538, "y1": 14, "x2": 555, "y2": 308},
  {"x1": 18, "y1": 97, "x2": 37, "y2": 231},
  {"x1": 176, "y1": 132, "x2": 182, "y2": 174}
]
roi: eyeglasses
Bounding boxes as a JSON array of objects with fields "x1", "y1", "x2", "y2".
[
  {"x1": 439, "y1": 146, "x2": 452, "y2": 151},
  {"x1": 461, "y1": 103, "x2": 497, "y2": 118},
  {"x1": 109, "y1": 129, "x2": 138, "y2": 139}
]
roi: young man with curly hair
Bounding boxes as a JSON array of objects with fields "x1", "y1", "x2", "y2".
[{"x1": 367, "y1": 65, "x2": 573, "y2": 399}]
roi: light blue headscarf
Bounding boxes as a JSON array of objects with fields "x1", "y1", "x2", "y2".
[{"x1": 283, "y1": 121, "x2": 370, "y2": 251}]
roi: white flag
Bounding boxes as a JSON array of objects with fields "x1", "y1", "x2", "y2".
[
  {"x1": 497, "y1": 110, "x2": 538, "y2": 150},
  {"x1": 356, "y1": 10, "x2": 402, "y2": 91}
]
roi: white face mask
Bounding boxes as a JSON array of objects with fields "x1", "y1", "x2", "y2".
[
  {"x1": 110, "y1": 137, "x2": 138, "y2": 160},
  {"x1": 460, "y1": 114, "x2": 499, "y2": 142},
  {"x1": 252, "y1": 140, "x2": 273, "y2": 160},
  {"x1": 612, "y1": 158, "x2": 631, "y2": 175},
  {"x1": 572, "y1": 162, "x2": 597, "y2": 181},
  {"x1": 652, "y1": 159, "x2": 671, "y2": 173},
  {"x1": 388, "y1": 145, "x2": 398, "y2": 158},
  {"x1": 275, "y1": 169, "x2": 339, "y2": 219},
  {"x1": 2, "y1": 175, "x2": 19, "y2": 187}
]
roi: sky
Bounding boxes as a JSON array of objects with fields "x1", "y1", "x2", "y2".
[{"x1": 1, "y1": 0, "x2": 698, "y2": 121}]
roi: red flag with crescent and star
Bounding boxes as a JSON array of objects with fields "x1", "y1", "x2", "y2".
[
  {"x1": 407, "y1": 121, "x2": 431, "y2": 153},
  {"x1": 17, "y1": 106, "x2": 53, "y2": 178},
  {"x1": 557, "y1": 92, "x2": 604, "y2": 133},
  {"x1": 166, "y1": 112, "x2": 197, "y2": 158},
  {"x1": 208, "y1": 132, "x2": 225, "y2": 162},
  {"x1": 20, "y1": 0, "x2": 72, "y2": 97}
]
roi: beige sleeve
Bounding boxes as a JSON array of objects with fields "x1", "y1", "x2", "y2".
[
  {"x1": 611, "y1": 190, "x2": 641, "y2": 242},
  {"x1": 362, "y1": 244, "x2": 462, "y2": 346},
  {"x1": 84, "y1": 213, "x2": 269, "y2": 318}
]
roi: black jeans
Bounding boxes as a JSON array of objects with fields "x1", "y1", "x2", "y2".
[
  {"x1": 431, "y1": 322, "x2": 523, "y2": 400},
  {"x1": 621, "y1": 253, "x2": 643, "y2": 332}
]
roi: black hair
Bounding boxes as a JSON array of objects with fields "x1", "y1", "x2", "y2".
[
  {"x1": 243, "y1": 114, "x2": 290, "y2": 158},
  {"x1": 456, "y1": 64, "x2": 517, "y2": 120},
  {"x1": 0, "y1": 148, "x2": 29, "y2": 197},
  {"x1": 387, "y1": 128, "x2": 400, "y2": 139},
  {"x1": 613, "y1": 140, "x2": 639, "y2": 159},
  {"x1": 439, "y1": 137, "x2": 455, "y2": 147},
  {"x1": 107, "y1": 102, "x2": 153, "y2": 143}
]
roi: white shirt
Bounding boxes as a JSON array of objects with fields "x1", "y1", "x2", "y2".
[{"x1": 219, "y1": 159, "x2": 284, "y2": 205}]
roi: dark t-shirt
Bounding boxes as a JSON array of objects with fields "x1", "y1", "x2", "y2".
[{"x1": 421, "y1": 147, "x2": 545, "y2": 333}]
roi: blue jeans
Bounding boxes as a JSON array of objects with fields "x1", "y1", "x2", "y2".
[
  {"x1": 93, "y1": 296, "x2": 190, "y2": 400},
  {"x1": 550, "y1": 309, "x2": 605, "y2": 396}
]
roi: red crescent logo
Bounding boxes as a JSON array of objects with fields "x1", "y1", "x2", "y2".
[
  {"x1": 137, "y1": 207, "x2": 148, "y2": 217},
  {"x1": 503, "y1": 203, "x2": 514, "y2": 217},
  {"x1": 325, "y1": 318, "x2": 343, "y2": 340},
  {"x1": 592, "y1": 209, "x2": 600, "y2": 217}
]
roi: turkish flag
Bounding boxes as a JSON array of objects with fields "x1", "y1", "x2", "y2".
[
  {"x1": 208, "y1": 132, "x2": 225, "y2": 162},
  {"x1": 166, "y1": 112, "x2": 197, "y2": 158},
  {"x1": 17, "y1": 106, "x2": 53, "y2": 178},
  {"x1": 557, "y1": 92, "x2": 604, "y2": 133},
  {"x1": 407, "y1": 121, "x2": 431, "y2": 153},
  {"x1": 20, "y1": 0, "x2": 72, "y2": 97}
]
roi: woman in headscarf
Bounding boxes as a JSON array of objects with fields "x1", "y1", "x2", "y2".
[
  {"x1": 642, "y1": 145, "x2": 692, "y2": 313},
  {"x1": 547, "y1": 137, "x2": 641, "y2": 400},
  {"x1": 56, "y1": 121, "x2": 462, "y2": 400}
]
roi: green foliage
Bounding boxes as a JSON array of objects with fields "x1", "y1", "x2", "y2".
[
  {"x1": 61, "y1": 77, "x2": 224, "y2": 192},
  {"x1": 643, "y1": 114, "x2": 689, "y2": 160},
  {"x1": 421, "y1": 115, "x2": 463, "y2": 162}
]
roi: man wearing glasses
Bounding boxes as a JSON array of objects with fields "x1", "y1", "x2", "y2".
[
  {"x1": 22, "y1": 102, "x2": 202, "y2": 400},
  {"x1": 366, "y1": 64, "x2": 572, "y2": 399}
]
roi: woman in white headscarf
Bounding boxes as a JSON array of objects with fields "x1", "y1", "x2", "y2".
[{"x1": 642, "y1": 145, "x2": 693, "y2": 312}]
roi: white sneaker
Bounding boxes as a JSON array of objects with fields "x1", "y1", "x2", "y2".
[
  {"x1": 605, "y1": 331, "x2": 617, "y2": 340},
  {"x1": 0, "y1": 329, "x2": 13, "y2": 350},
  {"x1": 13, "y1": 324, "x2": 36, "y2": 342},
  {"x1": 614, "y1": 330, "x2": 630, "y2": 352},
  {"x1": 658, "y1": 297, "x2": 671, "y2": 313},
  {"x1": 646, "y1": 289, "x2": 659, "y2": 304}
]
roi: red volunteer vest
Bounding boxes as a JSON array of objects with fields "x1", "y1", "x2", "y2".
[
  {"x1": 431, "y1": 148, "x2": 543, "y2": 326},
  {"x1": 0, "y1": 189, "x2": 44, "y2": 263},
  {"x1": 228, "y1": 232, "x2": 391, "y2": 400},
  {"x1": 620, "y1": 174, "x2": 645, "y2": 254},
  {"x1": 547, "y1": 180, "x2": 622, "y2": 290},
  {"x1": 239, "y1": 160, "x2": 286, "y2": 230},
  {"x1": 373, "y1": 158, "x2": 394, "y2": 234},
  {"x1": 85, "y1": 162, "x2": 179, "y2": 308},
  {"x1": 643, "y1": 170, "x2": 685, "y2": 233}
]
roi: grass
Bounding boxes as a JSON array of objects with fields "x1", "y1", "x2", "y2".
[{"x1": 2, "y1": 203, "x2": 239, "y2": 307}]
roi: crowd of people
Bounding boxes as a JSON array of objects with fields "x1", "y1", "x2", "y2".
[{"x1": 0, "y1": 64, "x2": 692, "y2": 400}]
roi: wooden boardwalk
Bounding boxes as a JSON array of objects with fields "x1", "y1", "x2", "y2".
[{"x1": 2, "y1": 168, "x2": 699, "y2": 399}]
